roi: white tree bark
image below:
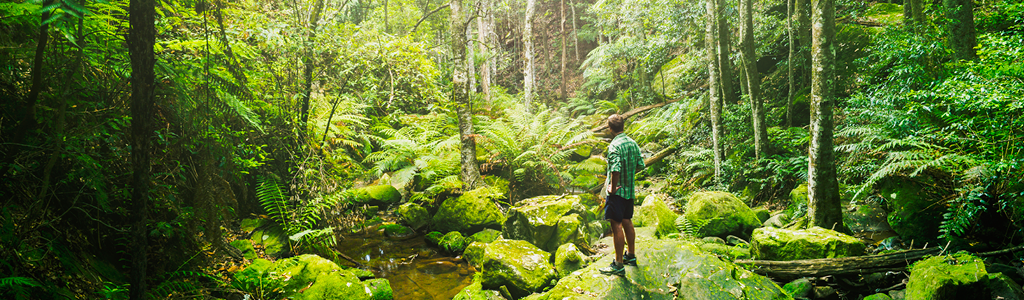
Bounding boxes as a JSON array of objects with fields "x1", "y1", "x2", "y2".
[{"x1": 524, "y1": 0, "x2": 536, "y2": 111}]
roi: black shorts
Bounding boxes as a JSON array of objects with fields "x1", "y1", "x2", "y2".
[{"x1": 604, "y1": 194, "x2": 634, "y2": 222}]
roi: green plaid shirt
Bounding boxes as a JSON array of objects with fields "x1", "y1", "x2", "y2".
[{"x1": 606, "y1": 133, "x2": 645, "y2": 199}]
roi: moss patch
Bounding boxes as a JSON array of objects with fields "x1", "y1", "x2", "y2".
[
  {"x1": 751, "y1": 226, "x2": 865, "y2": 261},
  {"x1": 906, "y1": 252, "x2": 988, "y2": 300},
  {"x1": 683, "y1": 191, "x2": 761, "y2": 238}
]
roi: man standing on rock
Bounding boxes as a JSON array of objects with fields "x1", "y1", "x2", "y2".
[{"x1": 599, "y1": 114, "x2": 644, "y2": 276}]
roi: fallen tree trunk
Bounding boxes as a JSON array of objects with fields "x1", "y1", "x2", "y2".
[
  {"x1": 590, "y1": 99, "x2": 681, "y2": 133},
  {"x1": 735, "y1": 247, "x2": 942, "y2": 279}
]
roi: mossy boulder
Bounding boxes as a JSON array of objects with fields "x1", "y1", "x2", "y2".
[
  {"x1": 879, "y1": 179, "x2": 943, "y2": 246},
  {"x1": 553, "y1": 243, "x2": 588, "y2": 277},
  {"x1": 381, "y1": 224, "x2": 415, "y2": 239},
  {"x1": 480, "y1": 239, "x2": 556, "y2": 298},
  {"x1": 425, "y1": 231, "x2": 444, "y2": 247},
  {"x1": 503, "y1": 194, "x2": 595, "y2": 251},
  {"x1": 683, "y1": 191, "x2": 762, "y2": 239},
  {"x1": 433, "y1": 187, "x2": 506, "y2": 234},
  {"x1": 753, "y1": 207, "x2": 772, "y2": 224},
  {"x1": 236, "y1": 255, "x2": 392, "y2": 300},
  {"x1": 782, "y1": 278, "x2": 813, "y2": 298},
  {"x1": 464, "y1": 241, "x2": 488, "y2": 269},
  {"x1": 785, "y1": 184, "x2": 809, "y2": 219},
  {"x1": 906, "y1": 252, "x2": 989, "y2": 300},
  {"x1": 469, "y1": 228, "x2": 502, "y2": 244},
  {"x1": 440, "y1": 231, "x2": 470, "y2": 253},
  {"x1": 863, "y1": 293, "x2": 893, "y2": 300},
  {"x1": 251, "y1": 222, "x2": 289, "y2": 258},
  {"x1": 396, "y1": 202, "x2": 429, "y2": 231},
  {"x1": 350, "y1": 185, "x2": 403, "y2": 207},
  {"x1": 240, "y1": 218, "x2": 262, "y2": 233},
  {"x1": 986, "y1": 272, "x2": 1024, "y2": 300},
  {"x1": 229, "y1": 239, "x2": 258, "y2": 260},
  {"x1": 527, "y1": 238, "x2": 791, "y2": 300},
  {"x1": 697, "y1": 242, "x2": 751, "y2": 260},
  {"x1": 634, "y1": 194, "x2": 680, "y2": 237},
  {"x1": 763, "y1": 213, "x2": 791, "y2": 228},
  {"x1": 454, "y1": 274, "x2": 506, "y2": 300},
  {"x1": 843, "y1": 200, "x2": 892, "y2": 233},
  {"x1": 750, "y1": 226, "x2": 865, "y2": 261}
]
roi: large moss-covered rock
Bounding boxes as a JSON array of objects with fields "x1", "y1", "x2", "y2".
[
  {"x1": 229, "y1": 239, "x2": 258, "y2": 260},
  {"x1": 782, "y1": 278, "x2": 813, "y2": 298},
  {"x1": 396, "y1": 202, "x2": 429, "y2": 231},
  {"x1": 433, "y1": 187, "x2": 506, "y2": 234},
  {"x1": 469, "y1": 229, "x2": 502, "y2": 244},
  {"x1": 350, "y1": 185, "x2": 403, "y2": 207},
  {"x1": 880, "y1": 179, "x2": 943, "y2": 246},
  {"x1": 843, "y1": 200, "x2": 892, "y2": 233},
  {"x1": 251, "y1": 222, "x2": 289, "y2": 258},
  {"x1": 236, "y1": 255, "x2": 392, "y2": 300},
  {"x1": 480, "y1": 239, "x2": 556, "y2": 298},
  {"x1": 440, "y1": 231, "x2": 470, "y2": 253},
  {"x1": 750, "y1": 226, "x2": 865, "y2": 261},
  {"x1": 464, "y1": 241, "x2": 488, "y2": 269},
  {"x1": 454, "y1": 274, "x2": 506, "y2": 300},
  {"x1": 503, "y1": 194, "x2": 595, "y2": 251},
  {"x1": 425, "y1": 231, "x2": 444, "y2": 247},
  {"x1": 906, "y1": 253, "x2": 988, "y2": 300},
  {"x1": 683, "y1": 191, "x2": 762, "y2": 239},
  {"x1": 634, "y1": 194, "x2": 680, "y2": 237},
  {"x1": 527, "y1": 238, "x2": 792, "y2": 300},
  {"x1": 553, "y1": 243, "x2": 588, "y2": 277}
]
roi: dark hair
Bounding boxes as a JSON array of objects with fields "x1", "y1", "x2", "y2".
[{"x1": 608, "y1": 114, "x2": 625, "y2": 132}]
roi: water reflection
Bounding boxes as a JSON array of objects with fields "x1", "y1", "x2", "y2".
[{"x1": 336, "y1": 225, "x2": 475, "y2": 299}]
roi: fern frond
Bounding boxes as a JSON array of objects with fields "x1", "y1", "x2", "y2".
[{"x1": 256, "y1": 175, "x2": 290, "y2": 227}]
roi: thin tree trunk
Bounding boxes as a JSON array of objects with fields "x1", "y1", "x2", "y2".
[
  {"x1": 807, "y1": 0, "x2": 844, "y2": 232},
  {"x1": 128, "y1": 0, "x2": 157, "y2": 297},
  {"x1": 524, "y1": 0, "x2": 536, "y2": 111},
  {"x1": 795, "y1": 0, "x2": 811, "y2": 87},
  {"x1": 741, "y1": 0, "x2": 768, "y2": 158},
  {"x1": 299, "y1": 0, "x2": 326, "y2": 129},
  {"x1": 706, "y1": 0, "x2": 724, "y2": 185},
  {"x1": 559, "y1": 0, "x2": 567, "y2": 100},
  {"x1": 903, "y1": 0, "x2": 923, "y2": 25},
  {"x1": 944, "y1": 0, "x2": 976, "y2": 60},
  {"x1": 478, "y1": 0, "x2": 491, "y2": 102},
  {"x1": 1, "y1": 6, "x2": 51, "y2": 177},
  {"x1": 787, "y1": 0, "x2": 794, "y2": 127},
  {"x1": 468, "y1": 20, "x2": 477, "y2": 94},
  {"x1": 453, "y1": 0, "x2": 483, "y2": 189}
]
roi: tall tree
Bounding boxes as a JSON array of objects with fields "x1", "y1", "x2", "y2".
[
  {"x1": 559, "y1": 0, "x2": 567, "y2": 100},
  {"x1": 903, "y1": 0, "x2": 924, "y2": 25},
  {"x1": 299, "y1": 0, "x2": 326, "y2": 129},
  {"x1": 740, "y1": 0, "x2": 768, "y2": 158},
  {"x1": 795, "y1": 0, "x2": 811, "y2": 87},
  {"x1": 468, "y1": 20, "x2": 477, "y2": 93},
  {"x1": 705, "y1": 0, "x2": 724, "y2": 185},
  {"x1": 128, "y1": 0, "x2": 157, "y2": 297},
  {"x1": 807, "y1": 0, "x2": 844, "y2": 231},
  {"x1": 786, "y1": 0, "x2": 795, "y2": 127},
  {"x1": 452, "y1": 0, "x2": 484, "y2": 189},
  {"x1": 478, "y1": 0, "x2": 492, "y2": 102},
  {"x1": 524, "y1": 0, "x2": 536, "y2": 110},
  {"x1": 944, "y1": 0, "x2": 976, "y2": 60}
]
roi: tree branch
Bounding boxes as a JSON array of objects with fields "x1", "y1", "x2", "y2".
[{"x1": 407, "y1": 3, "x2": 450, "y2": 36}]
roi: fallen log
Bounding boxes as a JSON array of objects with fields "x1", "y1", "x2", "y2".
[{"x1": 735, "y1": 247, "x2": 941, "y2": 279}]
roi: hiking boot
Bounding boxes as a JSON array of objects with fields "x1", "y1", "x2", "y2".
[
  {"x1": 623, "y1": 253, "x2": 638, "y2": 267},
  {"x1": 599, "y1": 261, "x2": 625, "y2": 276}
]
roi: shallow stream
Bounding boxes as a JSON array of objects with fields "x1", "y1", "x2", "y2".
[{"x1": 335, "y1": 226, "x2": 476, "y2": 299}]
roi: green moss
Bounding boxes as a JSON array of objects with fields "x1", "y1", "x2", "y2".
[
  {"x1": 351, "y1": 185, "x2": 402, "y2": 207},
  {"x1": 364, "y1": 278, "x2": 393, "y2": 300},
  {"x1": 396, "y1": 202, "x2": 429, "y2": 230},
  {"x1": 381, "y1": 223, "x2": 414, "y2": 238},
  {"x1": 230, "y1": 239, "x2": 258, "y2": 260},
  {"x1": 252, "y1": 224, "x2": 289, "y2": 257},
  {"x1": 433, "y1": 187, "x2": 506, "y2": 233},
  {"x1": 683, "y1": 191, "x2": 761, "y2": 238},
  {"x1": 469, "y1": 228, "x2": 501, "y2": 243},
  {"x1": 481, "y1": 239, "x2": 556, "y2": 298},
  {"x1": 906, "y1": 252, "x2": 988, "y2": 300},
  {"x1": 241, "y1": 254, "x2": 385, "y2": 300},
  {"x1": 782, "y1": 278, "x2": 813, "y2": 298},
  {"x1": 554, "y1": 243, "x2": 587, "y2": 277},
  {"x1": 440, "y1": 231, "x2": 470, "y2": 253},
  {"x1": 864, "y1": 3, "x2": 903, "y2": 25},
  {"x1": 634, "y1": 194, "x2": 680, "y2": 238},
  {"x1": 503, "y1": 194, "x2": 592, "y2": 251},
  {"x1": 863, "y1": 293, "x2": 892, "y2": 300},
  {"x1": 464, "y1": 242, "x2": 488, "y2": 269},
  {"x1": 751, "y1": 227, "x2": 865, "y2": 261},
  {"x1": 240, "y1": 218, "x2": 262, "y2": 233},
  {"x1": 698, "y1": 242, "x2": 751, "y2": 260},
  {"x1": 425, "y1": 231, "x2": 444, "y2": 247},
  {"x1": 454, "y1": 273, "x2": 504, "y2": 300}
]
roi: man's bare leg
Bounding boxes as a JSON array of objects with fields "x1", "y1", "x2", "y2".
[
  {"x1": 610, "y1": 219, "x2": 624, "y2": 264},
  {"x1": 622, "y1": 219, "x2": 636, "y2": 256}
]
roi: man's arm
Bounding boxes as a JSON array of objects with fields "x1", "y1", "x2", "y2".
[{"x1": 607, "y1": 171, "x2": 620, "y2": 194}]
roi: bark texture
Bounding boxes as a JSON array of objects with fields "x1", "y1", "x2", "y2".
[
  {"x1": 740, "y1": 0, "x2": 768, "y2": 158},
  {"x1": 452, "y1": 0, "x2": 483, "y2": 189},
  {"x1": 786, "y1": 0, "x2": 795, "y2": 127},
  {"x1": 807, "y1": 0, "x2": 844, "y2": 232},
  {"x1": 128, "y1": 0, "x2": 156, "y2": 297},
  {"x1": 523, "y1": 0, "x2": 536, "y2": 110},
  {"x1": 737, "y1": 247, "x2": 942, "y2": 280},
  {"x1": 944, "y1": 0, "x2": 976, "y2": 60},
  {"x1": 299, "y1": 0, "x2": 326, "y2": 127},
  {"x1": 478, "y1": 0, "x2": 492, "y2": 102},
  {"x1": 706, "y1": 0, "x2": 724, "y2": 185}
]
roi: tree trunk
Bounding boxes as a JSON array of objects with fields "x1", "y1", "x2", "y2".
[
  {"x1": 807, "y1": 0, "x2": 844, "y2": 232},
  {"x1": 795, "y1": 0, "x2": 811, "y2": 87},
  {"x1": 559, "y1": 0, "x2": 567, "y2": 100},
  {"x1": 786, "y1": 0, "x2": 795, "y2": 128},
  {"x1": 299, "y1": 0, "x2": 326, "y2": 129},
  {"x1": 903, "y1": 0, "x2": 924, "y2": 25},
  {"x1": 706, "y1": 0, "x2": 724, "y2": 185},
  {"x1": 944, "y1": 0, "x2": 976, "y2": 60},
  {"x1": 452, "y1": 0, "x2": 483, "y2": 190},
  {"x1": 478, "y1": 0, "x2": 491, "y2": 102},
  {"x1": 740, "y1": 0, "x2": 768, "y2": 159},
  {"x1": 524, "y1": 0, "x2": 536, "y2": 111},
  {"x1": 468, "y1": 20, "x2": 477, "y2": 94},
  {"x1": 128, "y1": 0, "x2": 156, "y2": 297}
]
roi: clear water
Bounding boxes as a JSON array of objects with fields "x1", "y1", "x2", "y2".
[{"x1": 335, "y1": 227, "x2": 476, "y2": 299}]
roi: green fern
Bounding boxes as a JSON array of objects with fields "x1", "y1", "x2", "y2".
[
  {"x1": 674, "y1": 216, "x2": 709, "y2": 238},
  {"x1": 256, "y1": 175, "x2": 290, "y2": 227}
]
